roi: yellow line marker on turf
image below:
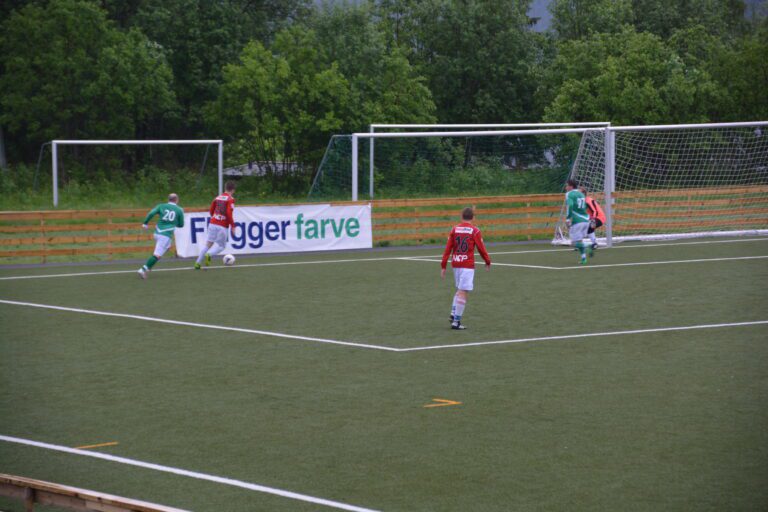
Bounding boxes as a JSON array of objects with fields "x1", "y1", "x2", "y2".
[
  {"x1": 74, "y1": 441, "x2": 119, "y2": 450},
  {"x1": 424, "y1": 398, "x2": 462, "y2": 408}
]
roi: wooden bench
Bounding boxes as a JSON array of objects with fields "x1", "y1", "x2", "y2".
[{"x1": 0, "y1": 473, "x2": 189, "y2": 512}]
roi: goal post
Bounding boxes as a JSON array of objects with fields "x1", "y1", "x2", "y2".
[{"x1": 51, "y1": 139, "x2": 224, "y2": 207}]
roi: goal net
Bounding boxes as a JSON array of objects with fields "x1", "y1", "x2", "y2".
[
  {"x1": 308, "y1": 127, "x2": 594, "y2": 200},
  {"x1": 553, "y1": 123, "x2": 768, "y2": 244},
  {"x1": 49, "y1": 140, "x2": 223, "y2": 207}
]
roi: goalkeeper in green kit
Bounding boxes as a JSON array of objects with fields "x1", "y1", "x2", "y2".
[
  {"x1": 564, "y1": 179, "x2": 591, "y2": 265},
  {"x1": 138, "y1": 193, "x2": 184, "y2": 279}
]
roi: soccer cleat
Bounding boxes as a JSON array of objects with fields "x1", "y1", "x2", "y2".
[
  {"x1": 580, "y1": 255, "x2": 588, "y2": 265},
  {"x1": 194, "y1": 263, "x2": 201, "y2": 270},
  {"x1": 591, "y1": 243, "x2": 598, "y2": 250},
  {"x1": 205, "y1": 253, "x2": 211, "y2": 267},
  {"x1": 451, "y1": 321, "x2": 467, "y2": 330},
  {"x1": 138, "y1": 267, "x2": 147, "y2": 280}
]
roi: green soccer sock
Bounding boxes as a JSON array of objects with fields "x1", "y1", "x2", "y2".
[
  {"x1": 577, "y1": 243, "x2": 587, "y2": 257},
  {"x1": 145, "y1": 255, "x2": 159, "y2": 269}
]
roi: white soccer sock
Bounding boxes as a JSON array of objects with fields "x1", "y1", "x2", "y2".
[
  {"x1": 589, "y1": 232, "x2": 597, "y2": 244},
  {"x1": 453, "y1": 293, "x2": 466, "y2": 320},
  {"x1": 196, "y1": 246, "x2": 208, "y2": 264},
  {"x1": 207, "y1": 244, "x2": 225, "y2": 257}
]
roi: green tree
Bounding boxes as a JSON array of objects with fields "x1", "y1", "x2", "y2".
[
  {"x1": 377, "y1": 0, "x2": 545, "y2": 123},
  {"x1": 632, "y1": 0, "x2": 747, "y2": 39},
  {"x1": 549, "y1": 0, "x2": 634, "y2": 39},
  {"x1": 310, "y1": 2, "x2": 436, "y2": 126},
  {"x1": 705, "y1": 23, "x2": 768, "y2": 120},
  {"x1": 542, "y1": 27, "x2": 722, "y2": 124},
  {"x1": 134, "y1": 0, "x2": 310, "y2": 137},
  {"x1": 205, "y1": 28, "x2": 351, "y2": 189},
  {"x1": 0, "y1": 0, "x2": 177, "y2": 162}
]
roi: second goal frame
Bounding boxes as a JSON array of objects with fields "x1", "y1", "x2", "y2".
[{"x1": 50, "y1": 139, "x2": 224, "y2": 207}]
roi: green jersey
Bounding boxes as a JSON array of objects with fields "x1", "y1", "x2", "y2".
[
  {"x1": 143, "y1": 202, "x2": 184, "y2": 238},
  {"x1": 565, "y1": 189, "x2": 590, "y2": 225}
]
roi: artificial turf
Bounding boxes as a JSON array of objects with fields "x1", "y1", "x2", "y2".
[{"x1": 1, "y1": 238, "x2": 767, "y2": 511}]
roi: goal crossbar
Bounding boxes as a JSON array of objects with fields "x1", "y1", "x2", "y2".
[{"x1": 50, "y1": 139, "x2": 223, "y2": 207}]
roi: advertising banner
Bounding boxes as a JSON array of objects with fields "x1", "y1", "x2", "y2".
[{"x1": 175, "y1": 203, "x2": 372, "y2": 257}]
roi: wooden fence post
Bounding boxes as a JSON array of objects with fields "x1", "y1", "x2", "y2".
[
  {"x1": 40, "y1": 215, "x2": 46, "y2": 264},
  {"x1": 107, "y1": 211, "x2": 113, "y2": 261},
  {"x1": 24, "y1": 486, "x2": 35, "y2": 511}
]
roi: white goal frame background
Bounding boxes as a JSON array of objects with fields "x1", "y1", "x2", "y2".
[
  {"x1": 51, "y1": 139, "x2": 223, "y2": 207},
  {"x1": 352, "y1": 121, "x2": 768, "y2": 247},
  {"x1": 366, "y1": 122, "x2": 611, "y2": 200}
]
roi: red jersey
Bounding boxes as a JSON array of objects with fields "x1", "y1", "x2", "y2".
[
  {"x1": 209, "y1": 192, "x2": 235, "y2": 228},
  {"x1": 585, "y1": 196, "x2": 606, "y2": 223},
  {"x1": 441, "y1": 222, "x2": 491, "y2": 269}
]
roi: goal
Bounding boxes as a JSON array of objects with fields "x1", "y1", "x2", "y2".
[
  {"x1": 309, "y1": 123, "x2": 608, "y2": 200},
  {"x1": 50, "y1": 140, "x2": 223, "y2": 207},
  {"x1": 553, "y1": 122, "x2": 768, "y2": 246}
]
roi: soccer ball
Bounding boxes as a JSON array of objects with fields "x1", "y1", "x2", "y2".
[{"x1": 222, "y1": 254, "x2": 236, "y2": 266}]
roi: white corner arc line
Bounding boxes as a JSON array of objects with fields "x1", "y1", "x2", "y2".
[
  {"x1": 0, "y1": 435, "x2": 379, "y2": 512},
  {"x1": 397, "y1": 320, "x2": 768, "y2": 352},
  {"x1": 0, "y1": 300, "x2": 397, "y2": 352}
]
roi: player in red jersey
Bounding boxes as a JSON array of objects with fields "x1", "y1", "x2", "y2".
[
  {"x1": 194, "y1": 181, "x2": 236, "y2": 269},
  {"x1": 579, "y1": 186, "x2": 606, "y2": 250},
  {"x1": 440, "y1": 207, "x2": 491, "y2": 330}
]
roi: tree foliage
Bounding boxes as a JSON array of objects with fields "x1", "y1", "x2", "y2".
[
  {"x1": 0, "y1": 0, "x2": 765, "y2": 187},
  {"x1": 542, "y1": 27, "x2": 722, "y2": 124},
  {"x1": 0, "y1": 0, "x2": 177, "y2": 160}
]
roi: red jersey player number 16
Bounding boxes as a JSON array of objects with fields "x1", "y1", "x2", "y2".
[{"x1": 440, "y1": 207, "x2": 491, "y2": 330}]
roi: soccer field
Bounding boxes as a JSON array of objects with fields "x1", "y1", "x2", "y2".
[{"x1": 1, "y1": 238, "x2": 767, "y2": 512}]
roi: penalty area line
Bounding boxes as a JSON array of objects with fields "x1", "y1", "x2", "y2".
[
  {"x1": 557, "y1": 254, "x2": 768, "y2": 269},
  {"x1": 397, "y1": 257, "x2": 559, "y2": 270},
  {"x1": 0, "y1": 299, "x2": 398, "y2": 352},
  {"x1": 398, "y1": 320, "x2": 768, "y2": 352},
  {"x1": 0, "y1": 435, "x2": 380, "y2": 512}
]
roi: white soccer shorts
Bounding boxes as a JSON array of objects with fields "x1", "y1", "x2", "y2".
[
  {"x1": 453, "y1": 268, "x2": 475, "y2": 291},
  {"x1": 206, "y1": 223, "x2": 228, "y2": 248},
  {"x1": 569, "y1": 221, "x2": 590, "y2": 243},
  {"x1": 153, "y1": 233, "x2": 173, "y2": 257}
]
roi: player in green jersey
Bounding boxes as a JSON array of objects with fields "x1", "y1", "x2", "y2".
[
  {"x1": 565, "y1": 179, "x2": 591, "y2": 265},
  {"x1": 138, "y1": 193, "x2": 185, "y2": 279}
]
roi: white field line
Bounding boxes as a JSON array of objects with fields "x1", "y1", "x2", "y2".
[
  {"x1": 1, "y1": 299, "x2": 766, "y2": 354},
  {"x1": 409, "y1": 237, "x2": 768, "y2": 260},
  {"x1": 398, "y1": 257, "x2": 560, "y2": 270},
  {"x1": 489, "y1": 236, "x2": 768, "y2": 256},
  {"x1": 0, "y1": 255, "x2": 426, "y2": 281},
  {"x1": 397, "y1": 320, "x2": 768, "y2": 352},
  {"x1": 557, "y1": 255, "x2": 768, "y2": 269},
  {"x1": 0, "y1": 299, "x2": 397, "y2": 352},
  {"x1": 1, "y1": 236, "x2": 765, "y2": 282},
  {"x1": 0, "y1": 435, "x2": 379, "y2": 512},
  {"x1": 401, "y1": 255, "x2": 768, "y2": 270}
]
